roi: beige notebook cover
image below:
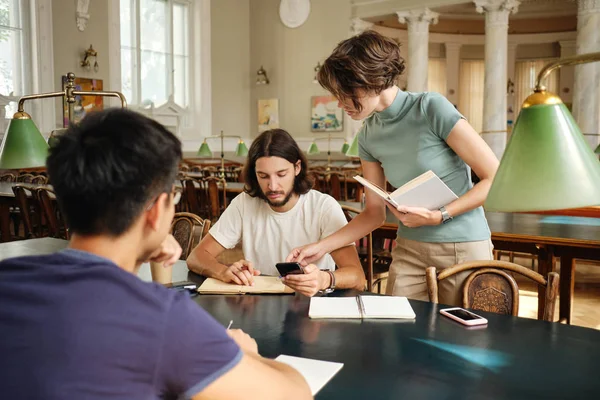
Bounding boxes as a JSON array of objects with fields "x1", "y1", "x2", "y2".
[
  {"x1": 309, "y1": 296, "x2": 416, "y2": 319},
  {"x1": 354, "y1": 170, "x2": 457, "y2": 210},
  {"x1": 198, "y1": 276, "x2": 294, "y2": 294}
]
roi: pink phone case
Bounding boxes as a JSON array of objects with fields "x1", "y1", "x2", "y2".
[{"x1": 440, "y1": 307, "x2": 488, "y2": 326}]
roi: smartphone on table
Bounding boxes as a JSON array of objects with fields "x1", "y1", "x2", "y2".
[
  {"x1": 440, "y1": 307, "x2": 488, "y2": 326},
  {"x1": 275, "y1": 262, "x2": 305, "y2": 277}
]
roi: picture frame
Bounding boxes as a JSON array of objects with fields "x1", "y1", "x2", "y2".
[{"x1": 311, "y1": 95, "x2": 343, "y2": 132}]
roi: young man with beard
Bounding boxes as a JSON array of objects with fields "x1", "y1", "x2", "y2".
[{"x1": 187, "y1": 129, "x2": 366, "y2": 297}]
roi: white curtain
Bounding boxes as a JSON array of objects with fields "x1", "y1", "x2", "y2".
[
  {"x1": 514, "y1": 59, "x2": 559, "y2": 118},
  {"x1": 428, "y1": 58, "x2": 447, "y2": 95},
  {"x1": 458, "y1": 60, "x2": 485, "y2": 133}
]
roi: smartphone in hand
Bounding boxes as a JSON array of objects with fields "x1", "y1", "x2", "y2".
[
  {"x1": 275, "y1": 262, "x2": 305, "y2": 277},
  {"x1": 440, "y1": 307, "x2": 488, "y2": 326}
]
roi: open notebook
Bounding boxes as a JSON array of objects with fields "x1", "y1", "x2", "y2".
[
  {"x1": 354, "y1": 170, "x2": 457, "y2": 210},
  {"x1": 197, "y1": 276, "x2": 294, "y2": 295},
  {"x1": 309, "y1": 295, "x2": 416, "y2": 319},
  {"x1": 274, "y1": 355, "x2": 343, "y2": 395}
]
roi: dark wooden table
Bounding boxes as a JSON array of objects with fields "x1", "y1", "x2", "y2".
[
  {"x1": 339, "y1": 201, "x2": 600, "y2": 324},
  {"x1": 3, "y1": 239, "x2": 600, "y2": 399}
]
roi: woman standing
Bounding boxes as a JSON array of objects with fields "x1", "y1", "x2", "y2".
[{"x1": 287, "y1": 31, "x2": 499, "y2": 306}]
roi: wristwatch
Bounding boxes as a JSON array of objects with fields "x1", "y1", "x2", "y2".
[
  {"x1": 439, "y1": 206, "x2": 453, "y2": 224},
  {"x1": 318, "y1": 270, "x2": 336, "y2": 294}
]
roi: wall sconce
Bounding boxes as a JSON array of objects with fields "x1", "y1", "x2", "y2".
[
  {"x1": 80, "y1": 44, "x2": 98, "y2": 72},
  {"x1": 256, "y1": 66, "x2": 270, "y2": 85},
  {"x1": 313, "y1": 62, "x2": 321, "y2": 83},
  {"x1": 507, "y1": 78, "x2": 514, "y2": 95}
]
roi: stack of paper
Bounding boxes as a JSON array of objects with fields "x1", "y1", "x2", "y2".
[
  {"x1": 308, "y1": 295, "x2": 416, "y2": 319},
  {"x1": 275, "y1": 355, "x2": 343, "y2": 395}
]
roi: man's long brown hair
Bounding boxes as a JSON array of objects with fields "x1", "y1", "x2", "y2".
[
  {"x1": 243, "y1": 129, "x2": 313, "y2": 200},
  {"x1": 318, "y1": 30, "x2": 405, "y2": 112}
]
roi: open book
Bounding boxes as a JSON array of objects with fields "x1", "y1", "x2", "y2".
[
  {"x1": 309, "y1": 295, "x2": 416, "y2": 319},
  {"x1": 354, "y1": 170, "x2": 457, "y2": 210},
  {"x1": 197, "y1": 276, "x2": 294, "y2": 295},
  {"x1": 274, "y1": 355, "x2": 343, "y2": 395}
]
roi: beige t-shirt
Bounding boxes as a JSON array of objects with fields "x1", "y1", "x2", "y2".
[{"x1": 209, "y1": 190, "x2": 348, "y2": 276}]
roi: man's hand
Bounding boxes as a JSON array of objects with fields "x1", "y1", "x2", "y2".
[
  {"x1": 148, "y1": 234, "x2": 182, "y2": 267},
  {"x1": 283, "y1": 264, "x2": 329, "y2": 297},
  {"x1": 219, "y1": 260, "x2": 261, "y2": 286},
  {"x1": 227, "y1": 329, "x2": 259, "y2": 355}
]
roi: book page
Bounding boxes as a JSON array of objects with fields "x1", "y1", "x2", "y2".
[
  {"x1": 391, "y1": 170, "x2": 435, "y2": 197},
  {"x1": 198, "y1": 276, "x2": 293, "y2": 294},
  {"x1": 360, "y1": 296, "x2": 416, "y2": 319},
  {"x1": 275, "y1": 355, "x2": 344, "y2": 395},
  {"x1": 353, "y1": 176, "x2": 398, "y2": 207},
  {"x1": 308, "y1": 297, "x2": 362, "y2": 319}
]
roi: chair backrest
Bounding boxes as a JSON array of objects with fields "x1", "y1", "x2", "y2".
[
  {"x1": 30, "y1": 175, "x2": 47, "y2": 184},
  {"x1": 170, "y1": 212, "x2": 211, "y2": 260},
  {"x1": 0, "y1": 173, "x2": 16, "y2": 182},
  {"x1": 17, "y1": 173, "x2": 35, "y2": 183},
  {"x1": 203, "y1": 177, "x2": 223, "y2": 221},
  {"x1": 325, "y1": 172, "x2": 343, "y2": 200},
  {"x1": 425, "y1": 260, "x2": 559, "y2": 322},
  {"x1": 182, "y1": 179, "x2": 202, "y2": 216},
  {"x1": 341, "y1": 205, "x2": 372, "y2": 291}
]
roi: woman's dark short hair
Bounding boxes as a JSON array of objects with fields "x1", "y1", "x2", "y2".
[
  {"x1": 243, "y1": 129, "x2": 313, "y2": 199},
  {"x1": 318, "y1": 30, "x2": 405, "y2": 112},
  {"x1": 46, "y1": 108, "x2": 182, "y2": 236}
]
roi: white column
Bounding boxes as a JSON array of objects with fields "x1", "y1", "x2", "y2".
[
  {"x1": 444, "y1": 42, "x2": 461, "y2": 106},
  {"x1": 396, "y1": 9, "x2": 439, "y2": 92},
  {"x1": 573, "y1": 0, "x2": 600, "y2": 149},
  {"x1": 346, "y1": 18, "x2": 374, "y2": 141},
  {"x1": 474, "y1": 0, "x2": 520, "y2": 160},
  {"x1": 559, "y1": 40, "x2": 576, "y2": 106}
]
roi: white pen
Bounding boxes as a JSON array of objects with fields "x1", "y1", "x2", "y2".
[{"x1": 227, "y1": 320, "x2": 233, "y2": 330}]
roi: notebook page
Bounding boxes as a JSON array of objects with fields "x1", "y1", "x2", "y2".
[
  {"x1": 308, "y1": 297, "x2": 362, "y2": 319},
  {"x1": 275, "y1": 355, "x2": 344, "y2": 395},
  {"x1": 360, "y1": 296, "x2": 416, "y2": 319}
]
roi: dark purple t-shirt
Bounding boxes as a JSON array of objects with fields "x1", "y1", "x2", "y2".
[{"x1": 0, "y1": 249, "x2": 242, "y2": 399}]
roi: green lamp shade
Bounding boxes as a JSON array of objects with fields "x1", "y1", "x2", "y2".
[
  {"x1": 595, "y1": 143, "x2": 600, "y2": 154},
  {"x1": 307, "y1": 142, "x2": 320, "y2": 155},
  {"x1": 197, "y1": 140, "x2": 212, "y2": 157},
  {"x1": 340, "y1": 141, "x2": 350, "y2": 154},
  {"x1": 235, "y1": 140, "x2": 249, "y2": 157},
  {"x1": 345, "y1": 134, "x2": 359, "y2": 157},
  {"x1": 484, "y1": 102, "x2": 600, "y2": 212},
  {"x1": 0, "y1": 118, "x2": 49, "y2": 169}
]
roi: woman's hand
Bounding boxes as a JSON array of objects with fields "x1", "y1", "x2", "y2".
[
  {"x1": 386, "y1": 203, "x2": 442, "y2": 228},
  {"x1": 286, "y1": 242, "x2": 327, "y2": 266}
]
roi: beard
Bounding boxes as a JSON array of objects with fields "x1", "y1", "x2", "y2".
[{"x1": 264, "y1": 189, "x2": 294, "y2": 208}]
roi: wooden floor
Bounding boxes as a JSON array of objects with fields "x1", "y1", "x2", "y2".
[{"x1": 220, "y1": 247, "x2": 600, "y2": 330}]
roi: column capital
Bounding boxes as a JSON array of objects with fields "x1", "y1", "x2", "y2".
[
  {"x1": 474, "y1": 0, "x2": 520, "y2": 13},
  {"x1": 349, "y1": 18, "x2": 374, "y2": 36},
  {"x1": 578, "y1": 0, "x2": 600, "y2": 15},
  {"x1": 559, "y1": 40, "x2": 577, "y2": 50},
  {"x1": 396, "y1": 8, "x2": 439, "y2": 33}
]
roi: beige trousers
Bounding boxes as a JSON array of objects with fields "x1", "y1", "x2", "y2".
[{"x1": 385, "y1": 237, "x2": 494, "y2": 306}]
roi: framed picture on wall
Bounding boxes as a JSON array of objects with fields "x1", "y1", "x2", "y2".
[
  {"x1": 311, "y1": 95, "x2": 343, "y2": 132},
  {"x1": 258, "y1": 98, "x2": 280, "y2": 133},
  {"x1": 62, "y1": 76, "x2": 104, "y2": 127}
]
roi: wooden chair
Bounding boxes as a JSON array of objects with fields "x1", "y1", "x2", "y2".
[
  {"x1": 203, "y1": 177, "x2": 225, "y2": 222},
  {"x1": 341, "y1": 205, "x2": 372, "y2": 291},
  {"x1": 0, "y1": 173, "x2": 16, "y2": 182},
  {"x1": 182, "y1": 179, "x2": 202, "y2": 216},
  {"x1": 12, "y1": 186, "x2": 42, "y2": 239},
  {"x1": 35, "y1": 188, "x2": 70, "y2": 239},
  {"x1": 324, "y1": 171, "x2": 344, "y2": 200},
  {"x1": 30, "y1": 175, "x2": 47, "y2": 184},
  {"x1": 170, "y1": 212, "x2": 211, "y2": 260},
  {"x1": 370, "y1": 225, "x2": 396, "y2": 293},
  {"x1": 494, "y1": 250, "x2": 536, "y2": 270},
  {"x1": 425, "y1": 260, "x2": 559, "y2": 322}
]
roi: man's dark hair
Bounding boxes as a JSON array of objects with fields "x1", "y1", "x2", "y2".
[
  {"x1": 46, "y1": 108, "x2": 182, "y2": 236},
  {"x1": 243, "y1": 129, "x2": 312, "y2": 200},
  {"x1": 318, "y1": 30, "x2": 405, "y2": 112}
]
